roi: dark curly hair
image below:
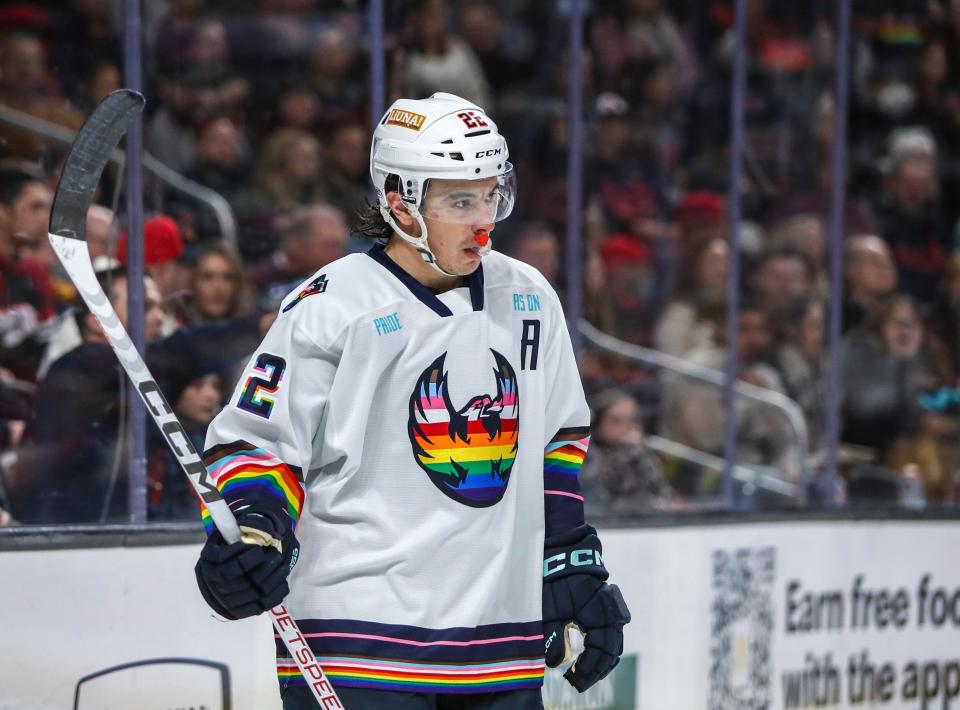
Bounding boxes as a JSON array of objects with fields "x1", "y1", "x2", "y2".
[{"x1": 353, "y1": 174, "x2": 401, "y2": 240}]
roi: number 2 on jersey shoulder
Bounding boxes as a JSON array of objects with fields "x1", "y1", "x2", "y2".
[{"x1": 237, "y1": 353, "x2": 287, "y2": 418}]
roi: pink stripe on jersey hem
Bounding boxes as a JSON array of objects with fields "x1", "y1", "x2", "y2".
[
  {"x1": 544, "y1": 490, "x2": 585, "y2": 501},
  {"x1": 276, "y1": 660, "x2": 544, "y2": 676},
  {"x1": 297, "y1": 632, "x2": 544, "y2": 647}
]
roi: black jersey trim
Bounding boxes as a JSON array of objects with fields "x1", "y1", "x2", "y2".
[{"x1": 366, "y1": 243, "x2": 485, "y2": 316}]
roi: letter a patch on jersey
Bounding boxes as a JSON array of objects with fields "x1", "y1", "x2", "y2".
[
  {"x1": 407, "y1": 350, "x2": 519, "y2": 508},
  {"x1": 282, "y1": 274, "x2": 328, "y2": 313}
]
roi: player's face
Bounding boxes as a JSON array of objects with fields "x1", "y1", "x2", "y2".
[{"x1": 421, "y1": 178, "x2": 498, "y2": 276}]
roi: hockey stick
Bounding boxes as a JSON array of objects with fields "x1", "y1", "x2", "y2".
[{"x1": 48, "y1": 90, "x2": 344, "y2": 709}]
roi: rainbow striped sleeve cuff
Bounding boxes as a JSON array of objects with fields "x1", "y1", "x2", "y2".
[
  {"x1": 200, "y1": 441, "x2": 305, "y2": 534},
  {"x1": 544, "y1": 427, "x2": 589, "y2": 536}
]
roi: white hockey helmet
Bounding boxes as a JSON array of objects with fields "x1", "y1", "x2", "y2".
[{"x1": 370, "y1": 92, "x2": 515, "y2": 273}]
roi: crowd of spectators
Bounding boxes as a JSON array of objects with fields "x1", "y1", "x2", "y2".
[{"x1": 0, "y1": 0, "x2": 957, "y2": 525}]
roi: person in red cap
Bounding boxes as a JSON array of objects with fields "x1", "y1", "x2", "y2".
[
  {"x1": 115, "y1": 214, "x2": 186, "y2": 302},
  {"x1": 673, "y1": 191, "x2": 727, "y2": 262},
  {"x1": 593, "y1": 234, "x2": 655, "y2": 345}
]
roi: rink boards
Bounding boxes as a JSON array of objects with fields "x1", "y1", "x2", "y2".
[{"x1": 1, "y1": 516, "x2": 959, "y2": 710}]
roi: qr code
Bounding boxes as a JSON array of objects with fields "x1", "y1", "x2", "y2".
[{"x1": 708, "y1": 547, "x2": 776, "y2": 710}]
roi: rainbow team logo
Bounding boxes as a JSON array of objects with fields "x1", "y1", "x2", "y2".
[{"x1": 407, "y1": 350, "x2": 519, "y2": 507}]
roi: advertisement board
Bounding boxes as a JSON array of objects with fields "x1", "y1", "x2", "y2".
[{"x1": 596, "y1": 520, "x2": 960, "y2": 710}]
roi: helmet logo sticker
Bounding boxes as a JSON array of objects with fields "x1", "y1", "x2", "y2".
[
  {"x1": 407, "y1": 350, "x2": 519, "y2": 507},
  {"x1": 386, "y1": 109, "x2": 427, "y2": 131}
]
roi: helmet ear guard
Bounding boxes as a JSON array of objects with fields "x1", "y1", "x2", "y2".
[{"x1": 380, "y1": 197, "x2": 432, "y2": 264}]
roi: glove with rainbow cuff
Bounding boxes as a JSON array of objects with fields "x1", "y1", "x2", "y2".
[{"x1": 195, "y1": 501, "x2": 300, "y2": 620}]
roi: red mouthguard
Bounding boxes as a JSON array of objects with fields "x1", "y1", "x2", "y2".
[{"x1": 474, "y1": 233, "x2": 490, "y2": 247}]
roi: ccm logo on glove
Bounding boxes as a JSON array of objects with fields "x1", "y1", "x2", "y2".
[{"x1": 544, "y1": 548, "x2": 603, "y2": 577}]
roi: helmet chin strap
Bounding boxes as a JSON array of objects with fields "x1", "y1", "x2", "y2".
[{"x1": 380, "y1": 204, "x2": 491, "y2": 277}]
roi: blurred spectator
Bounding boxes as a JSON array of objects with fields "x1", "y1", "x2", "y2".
[
  {"x1": 32, "y1": 205, "x2": 120, "y2": 377},
  {"x1": 459, "y1": 2, "x2": 537, "y2": 94},
  {"x1": 842, "y1": 234, "x2": 898, "y2": 333},
  {"x1": 841, "y1": 293, "x2": 956, "y2": 501},
  {"x1": 774, "y1": 296, "x2": 827, "y2": 455},
  {"x1": 85, "y1": 204, "x2": 117, "y2": 264},
  {"x1": 926, "y1": 247, "x2": 960, "y2": 382},
  {"x1": 323, "y1": 123, "x2": 371, "y2": 227},
  {"x1": 508, "y1": 223, "x2": 561, "y2": 293},
  {"x1": 251, "y1": 15, "x2": 367, "y2": 138},
  {"x1": 654, "y1": 237, "x2": 727, "y2": 358},
  {"x1": 249, "y1": 204, "x2": 348, "y2": 307},
  {"x1": 148, "y1": 18, "x2": 251, "y2": 173},
  {"x1": 874, "y1": 128, "x2": 953, "y2": 304},
  {"x1": 0, "y1": 167, "x2": 55, "y2": 381},
  {"x1": 594, "y1": 234, "x2": 655, "y2": 344},
  {"x1": 0, "y1": 367, "x2": 31, "y2": 450},
  {"x1": 580, "y1": 388, "x2": 672, "y2": 516},
  {"x1": 168, "y1": 116, "x2": 253, "y2": 242},
  {"x1": 77, "y1": 60, "x2": 122, "y2": 114},
  {"x1": 907, "y1": 39, "x2": 960, "y2": 168},
  {"x1": 148, "y1": 369, "x2": 225, "y2": 521},
  {"x1": 177, "y1": 242, "x2": 254, "y2": 327},
  {"x1": 1, "y1": 162, "x2": 53, "y2": 264},
  {"x1": 299, "y1": 24, "x2": 367, "y2": 131},
  {"x1": 748, "y1": 247, "x2": 817, "y2": 322},
  {"x1": 589, "y1": 0, "x2": 698, "y2": 100},
  {"x1": 524, "y1": 108, "x2": 571, "y2": 232},
  {"x1": 767, "y1": 214, "x2": 827, "y2": 296},
  {"x1": 150, "y1": 0, "x2": 206, "y2": 65},
  {"x1": 224, "y1": 0, "x2": 317, "y2": 111},
  {"x1": 243, "y1": 128, "x2": 325, "y2": 259},
  {"x1": 20, "y1": 268, "x2": 166, "y2": 523},
  {"x1": 399, "y1": 0, "x2": 493, "y2": 109},
  {"x1": 0, "y1": 161, "x2": 83, "y2": 310},
  {"x1": 659, "y1": 301, "x2": 797, "y2": 482},
  {"x1": 631, "y1": 59, "x2": 688, "y2": 180},
  {"x1": 270, "y1": 84, "x2": 325, "y2": 135},
  {"x1": 0, "y1": 31, "x2": 84, "y2": 162},
  {"x1": 45, "y1": 0, "x2": 122, "y2": 107},
  {"x1": 771, "y1": 95, "x2": 879, "y2": 236}
]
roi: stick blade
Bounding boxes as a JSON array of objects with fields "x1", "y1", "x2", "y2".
[{"x1": 48, "y1": 89, "x2": 145, "y2": 242}]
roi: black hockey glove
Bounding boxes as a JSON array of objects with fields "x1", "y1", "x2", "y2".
[
  {"x1": 195, "y1": 502, "x2": 300, "y2": 620},
  {"x1": 542, "y1": 525, "x2": 631, "y2": 693}
]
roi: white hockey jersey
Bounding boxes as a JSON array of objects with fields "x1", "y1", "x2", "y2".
[{"x1": 202, "y1": 244, "x2": 590, "y2": 694}]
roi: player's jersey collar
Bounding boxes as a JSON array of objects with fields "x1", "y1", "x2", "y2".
[{"x1": 367, "y1": 243, "x2": 485, "y2": 317}]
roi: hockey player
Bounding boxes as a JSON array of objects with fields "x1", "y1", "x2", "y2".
[{"x1": 194, "y1": 93, "x2": 631, "y2": 709}]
